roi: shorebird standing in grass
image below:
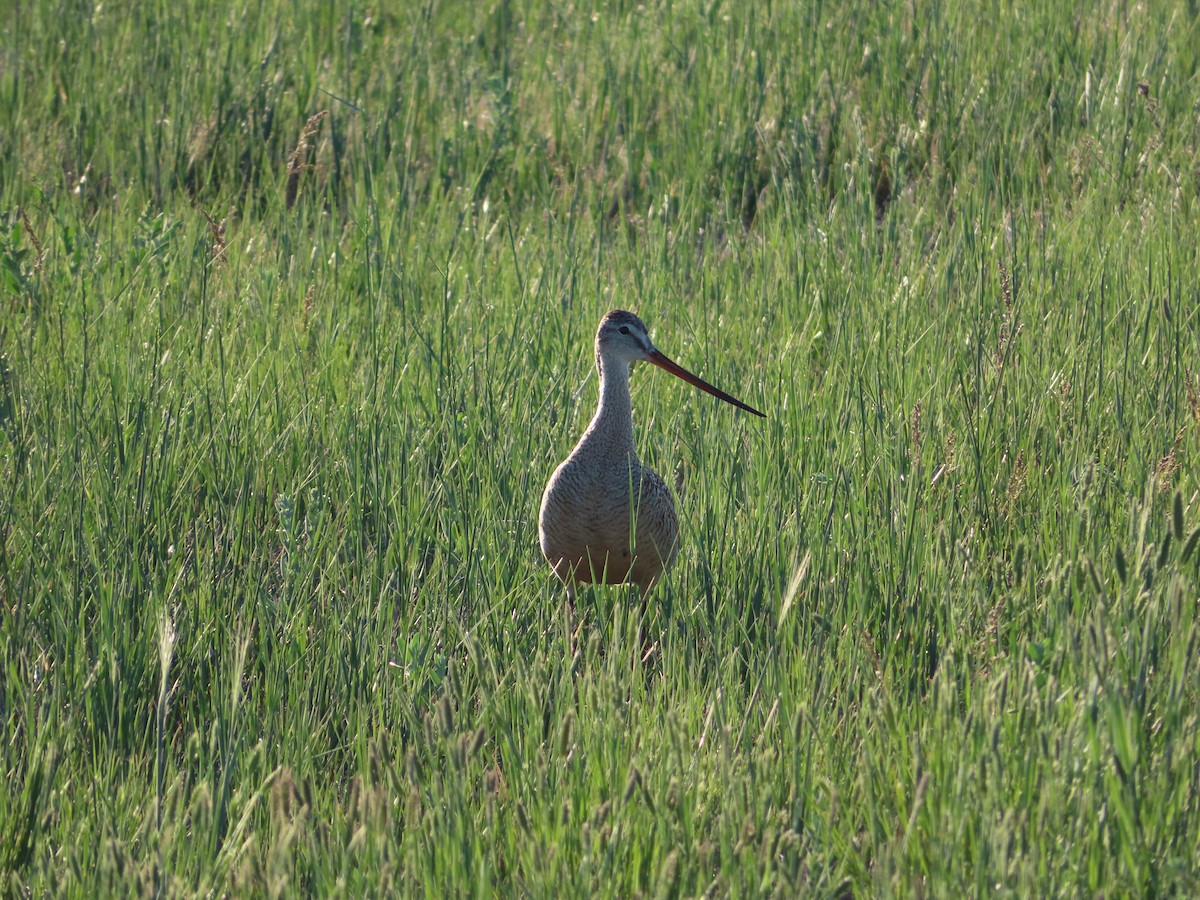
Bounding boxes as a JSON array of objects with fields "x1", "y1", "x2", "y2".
[{"x1": 539, "y1": 310, "x2": 765, "y2": 602}]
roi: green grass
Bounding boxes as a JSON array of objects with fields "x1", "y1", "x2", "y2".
[{"x1": 2, "y1": 0, "x2": 1200, "y2": 894}]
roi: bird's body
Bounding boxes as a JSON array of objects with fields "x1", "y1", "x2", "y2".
[{"x1": 539, "y1": 310, "x2": 764, "y2": 597}]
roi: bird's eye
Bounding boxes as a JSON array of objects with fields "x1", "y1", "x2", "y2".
[{"x1": 619, "y1": 326, "x2": 630, "y2": 335}]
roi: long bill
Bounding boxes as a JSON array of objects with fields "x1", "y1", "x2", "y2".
[{"x1": 646, "y1": 349, "x2": 766, "y2": 417}]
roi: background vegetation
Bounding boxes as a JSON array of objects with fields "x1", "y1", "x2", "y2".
[{"x1": 2, "y1": 0, "x2": 1199, "y2": 894}]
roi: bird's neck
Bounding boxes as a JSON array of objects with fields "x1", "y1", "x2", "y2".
[{"x1": 583, "y1": 361, "x2": 637, "y2": 458}]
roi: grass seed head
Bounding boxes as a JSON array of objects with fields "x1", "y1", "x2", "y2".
[{"x1": 286, "y1": 110, "x2": 329, "y2": 209}]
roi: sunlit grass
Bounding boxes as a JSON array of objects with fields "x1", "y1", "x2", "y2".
[{"x1": 2, "y1": 0, "x2": 1199, "y2": 894}]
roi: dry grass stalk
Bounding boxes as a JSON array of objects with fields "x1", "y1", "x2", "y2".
[
  {"x1": 996, "y1": 259, "x2": 1021, "y2": 370},
  {"x1": 1186, "y1": 369, "x2": 1200, "y2": 427},
  {"x1": 286, "y1": 110, "x2": 329, "y2": 209},
  {"x1": 197, "y1": 206, "x2": 228, "y2": 265},
  {"x1": 1156, "y1": 431, "x2": 1183, "y2": 490},
  {"x1": 19, "y1": 207, "x2": 45, "y2": 275}
]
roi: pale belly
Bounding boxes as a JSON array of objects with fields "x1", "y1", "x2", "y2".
[{"x1": 539, "y1": 459, "x2": 679, "y2": 591}]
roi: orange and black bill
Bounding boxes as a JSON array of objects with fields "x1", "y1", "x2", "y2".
[{"x1": 647, "y1": 350, "x2": 765, "y2": 417}]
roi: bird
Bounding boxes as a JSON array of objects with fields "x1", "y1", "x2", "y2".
[{"x1": 539, "y1": 309, "x2": 765, "y2": 601}]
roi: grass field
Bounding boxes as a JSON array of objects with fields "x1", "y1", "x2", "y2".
[{"x1": 3, "y1": 0, "x2": 1200, "y2": 895}]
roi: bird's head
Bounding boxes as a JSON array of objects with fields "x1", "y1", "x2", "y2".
[
  {"x1": 592, "y1": 308, "x2": 765, "y2": 417},
  {"x1": 595, "y1": 309, "x2": 654, "y2": 373}
]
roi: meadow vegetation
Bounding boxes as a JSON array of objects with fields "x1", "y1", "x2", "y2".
[{"x1": 2, "y1": 0, "x2": 1200, "y2": 894}]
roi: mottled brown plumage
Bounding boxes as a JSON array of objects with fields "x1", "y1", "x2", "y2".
[{"x1": 539, "y1": 310, "x2": 764, "y2": 598}]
